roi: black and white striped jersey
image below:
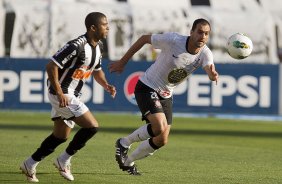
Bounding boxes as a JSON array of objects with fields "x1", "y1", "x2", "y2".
[{"x1": 48, "y1": 33, "x2": 103, "y2": 97}]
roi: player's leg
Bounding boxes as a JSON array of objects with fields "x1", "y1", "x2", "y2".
[
  {"x1": 119, "y1": 112, "x2": 167, "y2": 148},
  {"x1": 118, "y1": 85, "x2": 172, "y2": 149},
  {"x1": 116, "y1": 88, "x2": 173, "y2": 175},
  {"x1": 115, "y1": 82, "x2": 168, "y2": 170},
  {"x1": 121, "y1": 125, "x2": 171, "y2": 175},
  {"x1": 20, "y1": 119, "x2": 71, "y2": 182},
  {"x1": 124, "y1": 96, "x2": 172, "y2": 165},
  {"x1": 54, "y1": 112, "x2": 98, "y2": 181},
  {"x1": 115, "y1": 112, "x2": 167, "y2": 175},
  {"x1": 64, "y1": 110, "x2": 99, "y2": 156},
  {"x1": 118, "y1": 81, "x2": 168, "y2": 149}
]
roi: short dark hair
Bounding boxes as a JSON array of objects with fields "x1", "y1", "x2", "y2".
[
  {"x1": 85, "y1": 12, "x2": 106, "y2": 30},
  {"x1": 191, "y1": 18, "x2": 211, "y2": 31}
]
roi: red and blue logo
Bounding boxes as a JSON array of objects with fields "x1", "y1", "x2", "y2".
[{"x1": 124, "y1": 71, "x2": 144, "y2": 105}]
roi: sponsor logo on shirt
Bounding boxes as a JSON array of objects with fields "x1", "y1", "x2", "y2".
[
  {"x1": 72, "y1": 65, "x2": 92, "y2": 80},
  {"x1": 61, "y1": 50, "x2": 77, "y2": 65}
]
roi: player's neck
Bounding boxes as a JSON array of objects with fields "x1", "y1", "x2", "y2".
[
  {"x1": 187, "y1": 37, "x2": 200, "y2": 55},
  {"x1": 187, "y1": 44, "x2": 200, "y2": 55},
  {"x1": 86, "y1": 32, "x2": 99, "y2": 47}
]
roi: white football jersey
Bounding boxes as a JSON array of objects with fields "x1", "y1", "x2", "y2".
[{"x1": 140, "y1": 32, "x2": 214, "y2": 98}]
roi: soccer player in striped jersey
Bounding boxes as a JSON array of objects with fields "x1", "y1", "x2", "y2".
[
  {"x1": 20, "y1": 12, "x2": 116, "y2": 182},
  {"x1": 109, "y1": 18, "x2": 219, "y2": 175}
]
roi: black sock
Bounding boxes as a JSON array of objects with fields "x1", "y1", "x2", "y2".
[
  {"x1": 147, "y1": 124, "x2": 155, "y2": 137},
  {"x1": 66, "y1": 127, "x2": 98, "y2": 155},
  {"x1": 148, "y1": 138, "x2": 160, "y2": 150},
  {"x1": 31, "y1": 134, "x2": 67, "y2": 161}
]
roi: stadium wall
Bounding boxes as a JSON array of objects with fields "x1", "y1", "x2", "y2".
[
  {"x1": 0, "y1": 58, "x2": 281, "y2": 115},
  {"x1": 0, "y1": 0, "x2": 281, "y2": 64}
]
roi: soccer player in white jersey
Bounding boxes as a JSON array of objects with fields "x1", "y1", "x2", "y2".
[
  {"x1": 109, "y1": 18, "x2": 219, "y2": 175},
  {"x1": 20, "y1": 12, "x2": 116, "y2": 182}
]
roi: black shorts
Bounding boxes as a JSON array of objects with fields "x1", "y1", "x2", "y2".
[{"x1": 134, "y1": 80, "x2": 173, "y2": 125}]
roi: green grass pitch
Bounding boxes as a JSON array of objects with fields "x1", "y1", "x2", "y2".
[{"x1": 1, "y1": 111, "x2": 282, "y2": 184}]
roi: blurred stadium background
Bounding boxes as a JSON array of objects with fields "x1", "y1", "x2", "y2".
[{"x1": 0, "y1": 0, "x2": 282, "y2": 118}]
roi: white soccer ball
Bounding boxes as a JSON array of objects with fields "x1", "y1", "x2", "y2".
[{"x1": 226, "y1": 33, "x2": 253, "y2": 59}]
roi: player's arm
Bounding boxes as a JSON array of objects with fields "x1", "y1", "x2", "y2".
[
  {"x1": 204, "y1": 64, "x2": 219, "y2": 84},
  {"x1": 46, "y1": 61, "x2": 69, "y2": 107},
  {"x1": 92, "y1": 70, "x2": 116, "y2": 98},
  {"x1": 109, "y1": 35, "x2": 151, "y2": 74}
]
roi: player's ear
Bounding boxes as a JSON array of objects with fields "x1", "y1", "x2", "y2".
[
  {"x1": 190, "y1": 30, "x2": 193, "y2": 35},
  {"x1": 90, "y1": 25, "x2": 96, "y2": 31}
]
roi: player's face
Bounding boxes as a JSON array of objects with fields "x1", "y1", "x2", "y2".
[
  {"x1": 94, "y1": 17, "x2": 109, "y2": 39},
  {"x1": 190, "y1": 23, "x2": 210, "y2": 48}
]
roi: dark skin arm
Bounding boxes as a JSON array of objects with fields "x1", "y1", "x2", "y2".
[
  {"x1": 46, "y1": 61, "x2": 69, "y2": 107},
  {"x1": 92, "y1": 70, "x2": 116, "y2": 98}
]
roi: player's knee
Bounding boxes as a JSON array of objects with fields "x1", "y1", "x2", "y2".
[
  {"x1": 149, "y1": 137, "x2": 167, "y2": 149},
  {"x1": 84, "y1": 121, "x2": 99, "y2": 129},
  {"x1": 152, "y1": 122, "x2": 168, "y2": 136},
  {"x1": 89, "y1": 126, "x2": 99, "y2": 134},
  {"x1": 82, "y1": 127, "x2": 99, "y2": 136},
  {"x1": 156, "y1": 138, "x2": 168, "y2": 147}
]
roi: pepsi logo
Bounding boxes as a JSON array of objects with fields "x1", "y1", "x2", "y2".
[{"x1": 124, "y1": 71, "x2": 144, "y2": 105}]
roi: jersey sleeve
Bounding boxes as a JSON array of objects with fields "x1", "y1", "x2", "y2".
[
  {"x1": 51, "y1": 42, "x2": 79, "y2": 69},
  {"x1": 201, "y1": 47, "x2": 214, "y2": 68},
  {"x1": 151, "y1": 32, "x2": 176, "y2": 50}
]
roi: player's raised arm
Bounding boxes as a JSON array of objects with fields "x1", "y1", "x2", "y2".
[
  {"x1": 204, "y1": 64, "x2": 219, "y2": 85},
  {"x1": 108, "y1": 35, "x2": 151, "y2": 74}
]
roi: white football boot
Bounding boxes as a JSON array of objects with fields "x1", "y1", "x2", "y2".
[
  {"x1": 53, "y1": 158, "x2": 74, "y2": 181},
  {"x1": 20, "y1": 161, "x2": 39, "y2": 182}
]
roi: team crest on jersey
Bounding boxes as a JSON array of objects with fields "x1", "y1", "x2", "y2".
[
  {"x1": 167, "y1": 68, "x2": 188, "y2": 84},
  {"x1": 124, "y1": 72, "x2": 144, "y2": 105}
]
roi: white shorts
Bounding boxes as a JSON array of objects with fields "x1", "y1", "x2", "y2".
[{"x1": 48, "y1": 93, "x2": 89, "y2": 128}]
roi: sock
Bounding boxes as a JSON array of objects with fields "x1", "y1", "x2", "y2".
[
  {"x1": 120, "y1": 124, "x2": 154, "y2": 148},
  {"x1": 25, "y1": 157, "x2": 39, "y2": 170},
  {"x1": 31, "y1": 134, "x2": 67, "y2": 161},
  {"x1": 124, "y1": 139, "x2": 157, "y2": 166},
  {"x1": 66, "y1": 127, "x2": 98, "y2": 155},
  {"x1": 58, "y1": 151, "x2": 72, "y2": 163}
]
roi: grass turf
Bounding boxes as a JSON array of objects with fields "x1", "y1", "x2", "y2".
[{"x1": 0, "y1": 111, "x2": 282, "y2": 184}]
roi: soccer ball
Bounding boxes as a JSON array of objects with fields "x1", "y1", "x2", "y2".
[{"x1": 226, "y1": 33, "x2": 253, "y2": 59}]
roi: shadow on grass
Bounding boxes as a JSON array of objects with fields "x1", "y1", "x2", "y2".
[
  {"x1": 1, "y1": 124, "x2": 282, "y2": 138},
  {"x1": 0, "y1": 171, "x2": 127, "y2": 184}
]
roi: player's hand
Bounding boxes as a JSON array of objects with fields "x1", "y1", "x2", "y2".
[
  {"x1": 57, "y1": 93, "x2": 69, "y2": 107},
  {"x1": 210, "y1": 64, "x2": 219, "y2": 85},
  {"x1": 105, "y1": 84, "x2": 116, "y2": 98},
  {"x1": 108, "y1": 61, "x2": 126, "y2": 74}
]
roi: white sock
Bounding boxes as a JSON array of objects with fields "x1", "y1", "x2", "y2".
[
  {"x1": 124, "y1": 139, "x2": 156, "y2": 166},
  {"x1": 26, "y1": 157, "x2": 39, "y2": 170},
  {"x1": 120, "y1": 124, "x2": 152, "y2": 148},
  {"x1": 58, "y1": 151, "x2": 72, "y2": 163}
]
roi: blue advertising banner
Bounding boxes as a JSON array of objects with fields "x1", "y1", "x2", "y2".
[{"x1": 0, "y1": 58, "x2": 280, "y2": 115}]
